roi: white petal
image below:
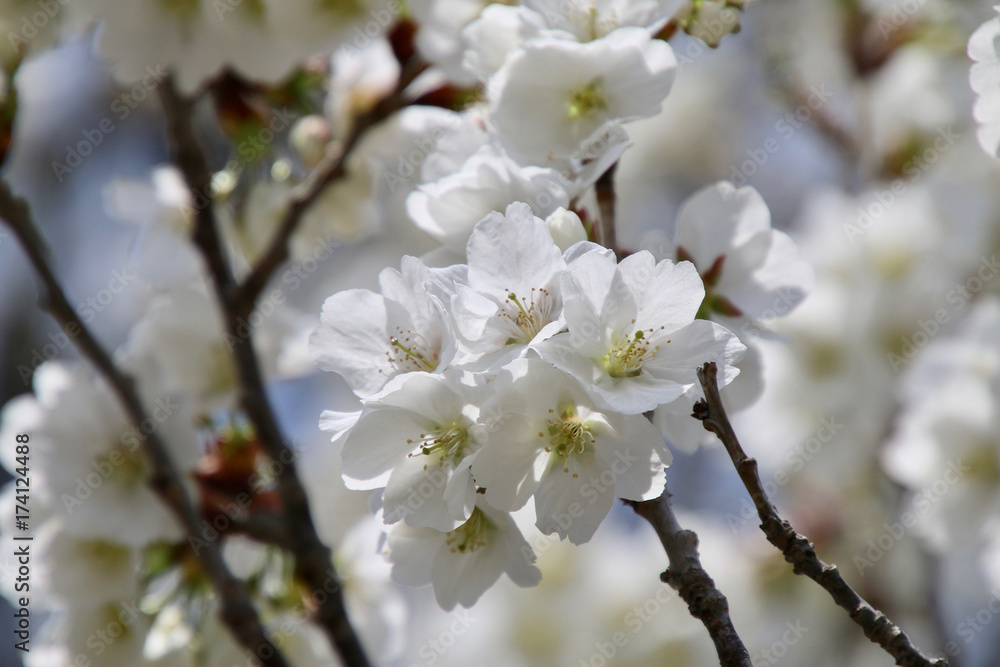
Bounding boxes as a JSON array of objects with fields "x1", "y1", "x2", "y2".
[
  {"x1": 383, "y1": 452, "x2": 459, "y2": 531},
  {"x1": 466, "y1": 202, "x2": 565, "y2": 300},
  {"x1": 341, "y1": 408, "x2": 429, "y2": 485},
  {"x1": 674, "y1": 182, "x2": 770, "y2": 268},
  {"x1": 430, "y1": 527, "x2": 507, "y2": 609},
  {"x1": 598, "y1": 415, "x2": 670, "y2": 501},
  {"x1": 472, "y1": 420, "x2": 548, "y2": 510},
  {"x1": 643, "y1": 319, "x2": 746, "y2": 391},
  {"x1": 534, "y1": 449, "x2": 614, "y2": 544},
  {"x1": 309, "y1": 290, "x2": 392, "y2": 398},
  {"x1": 619, "y1": 252, "x2": 704, "y2": 332},
  {"x1": 386, "y1": 523, "x2": 441, "y2": 587}
]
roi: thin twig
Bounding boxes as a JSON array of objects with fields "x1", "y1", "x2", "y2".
[
  {"x1": 158, "y1": 76, "x2": 372, "y2": 667},
  {"x1": 624, "y1": 486, "x2": 752, "y2": 667},
  {"x1": 693, "y1": 362, "x2": 948, "y2": 667},
  {"x1": 237, "y1": 58, "x2": 427, "y2": 316},
  {"x1": 0, "y1": 182, "x2": 289, "y2": 667}
]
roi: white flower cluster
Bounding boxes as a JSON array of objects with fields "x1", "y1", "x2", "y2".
[
  {"x1": 296, "y1": 0, "x2": 812, "y2": 611},
  {"x1": 307, "y1": 190, "x2": 813, "y2": 608},
  {"x1": 389, "y1": 11, "x2": 679, "y2": 262},
  {"x1": 883, "y1": 296, "x2": 1000, "y2": 545},
  {"x1": 78, "y1": 0, "x2": 396, "y2": 93},
  {"x1": 0, "y1": 0, "x2": 817, "y2": 650}
]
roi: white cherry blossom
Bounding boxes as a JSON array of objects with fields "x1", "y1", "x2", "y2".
[
  {"x1": 105, "y1": 166, "x2": 201, "y2": 289},
  {"x1": 337, "y1": 372, "x2": 487, "y2": 531},
  {"x1": 384, "y1": 500, "x2": 541, "y2": 610},
  {"x1": 536, "y1": 248, "x2": 745, "y2": 414},
  {"x1": 309, "y1": 256, "x2": 464, "y2": 398},
  {"x1": 77, "y1": 0, "x2": 390, "y2": 93},
  {"x1": 666, "y1": 181, "x2": 813, "y2": 328},
  {"x1": 0, "y1": 362, "x2": 197, "y2": 548},
  {"x1": 461, "y1": 0, "x2": 673, "y2": 81},
  {"x1": 406, "y1": 146, "x2": 570, "y2": 252},
  {"x1": 488, "y1": 27, "x2": 675, "y2": 166},
  {"x1": 448, "y1": 202, "x2": 593, "y2": 367},
  {"x1": 33, "y1": 520, "x2": 139, "y2": 607},
  {"x1": 472, "y1": 358, "x2": 670, "y2": 544}
]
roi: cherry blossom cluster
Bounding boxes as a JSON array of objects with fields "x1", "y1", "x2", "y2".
[
  {"x1": 0, "y1": 0, "x2": 817, "y2": 658},
  {"x1": 292, "y1": 0, "x2": 812, "y2": 606},
  {"x1": 308, "y1": 185, "x2": 812, "y2": 608}
]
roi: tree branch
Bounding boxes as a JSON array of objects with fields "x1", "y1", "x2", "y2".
[
  {"x1": 0, "y1": 182, "x2": 289, "y2": 667},
  {"x1": 624, "y1": 485, "x2": 752, "y2": 667},
  {"x1": 237, "y1": 58, "x2": 427, "y2": 316},
  {"x1": 594, "y1": 160, "x2": 618, "y2": 254},
  {"x1": 693, "y1": 361, "x2": 948, "y2": 667},
  {"x1": 158, "y1": 75, "x2": 372, "y2": 667}
]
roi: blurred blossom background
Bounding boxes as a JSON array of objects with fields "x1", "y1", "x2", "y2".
[{"x1": 1, "y1": 0, "x2": 1000, "y2": 665}]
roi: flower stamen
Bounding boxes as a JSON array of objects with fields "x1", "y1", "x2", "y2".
[
  {"x1": 602, "y1": 328, "x2": 662, "y2": 378},
  {"x1": 541, "y1": 406, "x2": 596, "y2": 478},
  {"x1": 567, "y1": 79, "x2": 609, "y2": 120},
  {"x1": 445, "y1": 508, "x2": 495, "y2": 554},
  {"x1": 384, "y1": 328, "x2": 438, "y2": 373},
  {"x1": 499, "y1": 288, "x2": 555, "y2": 345},
  {"x1": 408, "y1": 421, "x2": 470, "y2": 469}
]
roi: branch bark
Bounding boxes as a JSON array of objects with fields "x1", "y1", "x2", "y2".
[
  {"x1": 236, "y1": 58, "x2": 426, "y2": 316},
  {"x1": 594, "y1": 160, "x2": 618, "y2": 253},
  {"x1": 159, "y1": 75, "x2": 372, "y2": 667},
  {"x1": 693, "y1": 361, "x2": 948, "y2": 667},
  {"x1": 624, "y1": 486, "x2": 752, "y2": 667},
  {"x1": 0, "y1": 182, "x2": 289, "y2": 667}
]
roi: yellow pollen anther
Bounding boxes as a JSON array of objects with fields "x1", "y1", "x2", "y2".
[
  {"x1": 407, "y1": 421, "x2": 469, "y2": 467},
  {"x1": 601, "y1": 328, "x2": 656, "y2": 378}
]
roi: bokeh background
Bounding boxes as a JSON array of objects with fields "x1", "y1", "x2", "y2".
[{"x1": 2, "y1": 0, "x2": 1000, "y2": 665}]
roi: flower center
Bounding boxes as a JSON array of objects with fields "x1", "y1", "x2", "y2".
[
  {"x1": 386, "y1": 328, "x2": 438, "y2": 373},
  {"x1": 601, "y1": 328, "x2": 665, "y2": 378},
  {"x1": 94, "y1": 446, "x2": 150, "y2": 489},
  {"x1": 566, "y1": 79, "x2": 609, "y2": 121},
  {"x1": 83, "y1": 540, "x2": 134, "y2": 574},
  {"x1": 408, "y1": 421, "x2": 470, "y2": 468},
  {"x1": 499, "y1": 288, "x2": 555, "y2": 345},
  {"x1": 540, "y1": 406, "x2": 596, "y2": 477},
  {"x1": 445, "y1": 508, "x2": 495, "y2": 554}
]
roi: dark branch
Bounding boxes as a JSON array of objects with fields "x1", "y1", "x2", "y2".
[
  {"x1": 237, "y1": 58, "x2": 427, "y2": 316},
  {"x1": 694, "y1": 361, "x2": 948, "y2": 667},
  {"x1": 158, "y1": 75, "x2": 372, "y2": 667},
  {"x1": 594, "y1": 160, "x2": 618, "y2": 253},
  {"x1": 624, "y1": 485, "x2": 752, "y2": 667},
  {"x1": 0, "y1": 182, "x2": 288, "y2": 667}
]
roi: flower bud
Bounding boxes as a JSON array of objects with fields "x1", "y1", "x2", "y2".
[
  {"x1": 546, "y1": 208, "x2": 588, "y2": 251},
  {"x1": 290, "y1": 115, "x2": 334, "y2": 169}
]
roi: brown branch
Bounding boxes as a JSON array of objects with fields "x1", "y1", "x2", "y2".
[
  {"x1": 693, "y1": 362, "x2": 948, "y2": 667},
  {"x1": 237, "y1": 58, "x2": 427, "y2": 316},
  {"x1": 0, "y1": 182, "x2": 288, "y2": 667},
  {"x1": 158, "y1": 75, "x2": 372, "y2": 667},
  {"x1": 594, "y1": 160, "x2": 618, "y2": 254},
  {"x1": 780, "y1": 78, "x2": 861, "y2": 165},
  {"x1": 624, "y1": 486, "x2": 752, "y2": 667}
]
